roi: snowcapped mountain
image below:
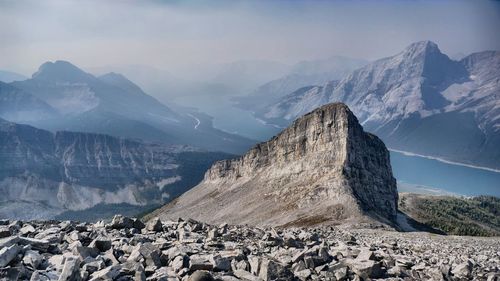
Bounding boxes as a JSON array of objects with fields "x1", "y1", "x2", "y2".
[
  {"x1": 7, "y1": 61, "x2": 255, "y2": 154},
  {"x1": 234, "y1": 56, "x2": 367, "y2": 111},
  {"x1": 258, "y1": 41, "x2": 500, "y2": 169}
]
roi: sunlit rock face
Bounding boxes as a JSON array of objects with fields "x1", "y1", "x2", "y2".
[{"x1": 155, "y1": 103, "x2": 398, "y2": 227}]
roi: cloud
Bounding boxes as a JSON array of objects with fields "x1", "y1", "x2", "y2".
[{"x1": 1, "y1": 0, "x2": 499, "y2": 75}]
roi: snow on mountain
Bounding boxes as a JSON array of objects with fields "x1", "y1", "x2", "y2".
[
  {"x1": 259, "y1": 41, "x2": 500, "y2": 169},
  {"x1": 235, "y1": 56, "x2": 367, "y2": 110}
]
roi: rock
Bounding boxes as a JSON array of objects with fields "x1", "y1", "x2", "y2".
[
  {"x1": 171, "y1": 255, "x2": 188, "y2": 273},
  {"x1": 258, "y1": 258, "x2": 292, "y2": 281},
  {"x1": 345, "y1": 259, "x2": 383, "y2": 279},
  {"x1": 128, "y1": 243, "x2": 162, "y2": 267},
  {"x1": 18, "y1": 237, "x2": 50, "y2": 251},
  {"x1": 23, "y1": 250, "x2": 43, "y2": 269},
  {"x1": 89, "y1": 264, "x2": 122, "y2": 281},
  {"x1": 58, "y1": 257, "x2": 81, "y2": 281},
  {"x1": 210, "y1": 254, "x2": 231, "y2": 271},
  {"x1": 0, "y1": 217, "x2": 495, "y2": 281},
  {"x1": 89, "y1": 237, "x2": 112, "y2": 252},
  {"x1": 132, "y1": 218, "x2": 145, "y2": 230},
  {"x1": 189, "y1": 270, "x2": 214, "y2": 281},
  {"x1": 154, "y1": 103, "x2": 399, "y2": 226},
  {"x1": 0, "y1": 244, "x2": 20, "y2": 267},
  {"x1": 189, "y1": 255, "x2": 213, "y2": 272},
  {"x1": 72, "y1": 246, "x2": 99, "y2": 259},
  {"x1": 295, "y1": 268, "x2": 312, "y2": 280},
  {"x1": 248, "y1": 256, "x2": 261, "y2": 275},
  {"x1": 334, "y1": 266, "x2": 348, "y2": 280},
  {"x1": 145, "y1": 217, "x2": 163, "y2": 232},
  {"x1": 356, "y1": 248, "x2": 375, "y2": 261},
  {"x1": 452, "y1": 260, "x2": 473, "y2": 278},
  {"x1": 30, "y1": 270, "x2": 59, "y2": 281},
  {"x1": 233, "y1": 270, "x2": 262, "y2": 281},
  {"x1": 110, "y1": 215, "x2": 134, "y2": 229},
  {"x1": 0, "y1": 226, "x2": 11, "y2": 238}
]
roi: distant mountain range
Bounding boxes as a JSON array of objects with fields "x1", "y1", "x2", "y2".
[
  {"x1": 0, "y1": 118, "x2": 230, "y2": 220},
  {"x1": 0, "y1": 70, "x2": 27, "y2": 83},
  {"x1": 249, "y1": 41, "x2": 500, "y2": 170},
  {"x1": 1, "y1": 60, "x2": 255, "y2": 154},
  {"x1": 234, "y1": 56, "x2": 368, "y2": 111}
]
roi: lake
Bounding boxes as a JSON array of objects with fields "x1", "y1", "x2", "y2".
[
  {"x1": 390, "y1": 151, "x2": 500, "y2": 197},
  {"x1": 175, "y1": 96, "x2": 500, "y2": 197}
]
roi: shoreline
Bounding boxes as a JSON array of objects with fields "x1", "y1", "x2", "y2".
[{"x1": 389, "y1": 148, "x2": 500, "y2": 174}]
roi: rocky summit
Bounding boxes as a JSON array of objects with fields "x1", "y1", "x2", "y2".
[
  {"x1": 0, "y1": 217, "x2": 498, "y2": 281},
  {"x1": 151, "y1": 103, "x2": 398, "y2": 227}
]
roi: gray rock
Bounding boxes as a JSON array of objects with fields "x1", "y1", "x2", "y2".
[
  {"x1": 0, "y1": 226, "x2": 11, "y2": 238},
  {"x1": 58, "y1": 258, "x2": 81, "y2": 281},
  {"x1": 23, "y1": 250, "x2": 43, "y2": 269},
  {"x1": 110, "y1": 215, "x2": 134, "y2": 229},
  {"x1": 189, "y1": 255, "x2": 213, "y2": 272},
  {"x1": 258, "y1": 258, "x2": 292, "y2": 281},
  {"x1": 233, "y1": 270, "x2": 262, "y2": 281},
  {"x1": 210, "y1": 254, "x2": 231, "y2": 271},
  {"x1": 89, "y1": 264, "x2": 122, "y2": 281},
  {"x1": 89, "y1": 237, "x2": 112, "y2": 252},
  {"x1": 345, "y1": 259, "x2": 383, "y2": 279},
  {"x1": 0, "y1": 244, "x2": 20, "y2": 267},
  {"x1": 145, "y1": 217, "x2": 163, "y2": 232},
  {"x1": 452, "y1": 260, "x2": 473, "y2": 278},
  {"x1": 189, "y1": 270, "x2": 214, "y2": 281}
]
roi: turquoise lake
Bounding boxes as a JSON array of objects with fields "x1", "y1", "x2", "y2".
[{"x1": 175, "y1": 96, "x2": 500, "y2": 197}]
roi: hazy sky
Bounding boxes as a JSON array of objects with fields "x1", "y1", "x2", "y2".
[{"x1": 1, "y1": 0, "x2": 500, "y2": 75}]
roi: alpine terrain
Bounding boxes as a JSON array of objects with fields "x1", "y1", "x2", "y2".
[
  {"x1": 257, "y1": 41, "x2": 500, "y2": 170},
  {"x1": 2, "y1": 61, "x2": 254, "y2": 154},
  {"x1": 152, "y1": 103, "x2": 398, "y2": 227},
  {"x1": 0, "y1": 118, "x2": 230, "y2": 221}
]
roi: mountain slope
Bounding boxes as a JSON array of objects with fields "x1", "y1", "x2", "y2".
[
  {"x1": 9, "y1": 61, "x2": 255, "y2": 154},
  {"x1": 152, "y1": 103, "x2": 398, "y2": 227},
  {"x1": 259, "y1": 41, "x2": 500, "y2": 169},
  {"x1": 0, "y1": 118, "x2": 231, "y2": 220},
  {"x1": 234, "y1": 56, "x2": 367, "y2": 111},
  {"x1": 0, "y1": 70, "x2": 27, "y2": 83},
  {"x1": 0, "y1": 81, "x2": 59, "y2": 123}
]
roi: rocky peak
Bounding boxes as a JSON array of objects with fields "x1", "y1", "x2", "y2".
[
  {"x1": 156, "y1": 103, "x2": 398, "y2": 226},
  {"x1": 32, "y1": 60, "x2": 95, "y2": 83},
  {"x1": 401, "y1": 40, "x2": 440, "y2": 60},
  {"x1": 206, "y1": 103, "x2": 359, "y2": 180}
]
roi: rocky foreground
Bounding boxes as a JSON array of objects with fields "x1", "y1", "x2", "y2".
[{"x1": 0, "y1": 216, "x2": 499, "y2": 281}]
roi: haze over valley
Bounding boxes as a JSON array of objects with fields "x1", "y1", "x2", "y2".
[{"x1": 0, "y1": 1, "x2": 499, "y2": 280}]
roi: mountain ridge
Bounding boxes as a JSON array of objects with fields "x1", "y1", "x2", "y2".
[
  {"x1": 257, "y1": 41, "x2": 500, "y2": 169},
  {"x1": 0, "y1": 118, "x2": 231, "y2": 220},
  {"x1": 152, "y1": 103, "x2": 398, "y2": 227}
]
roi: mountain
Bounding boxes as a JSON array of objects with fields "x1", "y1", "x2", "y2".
[
  {"x1": 234, "y1": 56, "x2": 367, "y2": 111},
  {"x1": 8, "y1": 61, "x2": 255, "y2": 154},
  {"x1": 0, "y1": 81, "x2": 59, "y2": 122},
  {"x1": 0, "y1": 70, "x2": 27, "y2": 83},
  {"x1": 211, "y1": 60, "x2": 291, "y2": 93},
  {"x1": 258, "y1": 41, "x2": 500, "y2": 169},
  {"x1": 0, "y1": 118, "x2": 231, "y2": 220},
  {"x1": 151, "y1": 103, "x2": 398, "y2": 227}
]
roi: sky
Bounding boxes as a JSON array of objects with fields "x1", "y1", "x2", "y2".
[{"x1": 1, "y1": 0, "x2": 500, "y2": 76}]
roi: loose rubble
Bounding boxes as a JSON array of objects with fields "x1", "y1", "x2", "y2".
[{"x1": 0, "y1": 216, "x2": 498, "y2": 280}]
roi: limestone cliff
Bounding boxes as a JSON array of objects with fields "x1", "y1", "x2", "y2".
[{"x1": 153, "y1": 103, "x2": 398, "y2": 227}]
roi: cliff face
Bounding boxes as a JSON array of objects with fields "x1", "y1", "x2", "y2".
[
  {"x1": 154, "y1": 103, "x2": 398, "y2": 227},
  {"x1": 0, "y1": 119, "x2": 227, "y2": 220}
]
